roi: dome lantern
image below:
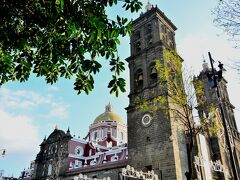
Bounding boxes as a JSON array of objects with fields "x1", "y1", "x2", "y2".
[
  {"x1": 105, "y1": 102, "x2": 113, "y2": 112},
  {"x1": 93, "y1": 103, "x2": 125, "y2": 125}
]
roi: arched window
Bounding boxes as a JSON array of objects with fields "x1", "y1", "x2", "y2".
[
  {"x1": 134, "y1": 31, "x2": 141, "y2": 40},
  {"x1": 90, "y1": 159, "x2": 97, "y2": 166},
  {"x1": 149, "y1": 63, "x2": 157, "y2": 84},
  {"x1": 94, "y1": 131, "x2": 98, "y2": 140},
  {"x1": 111, "y1": 154, "x2": 119, "y2": 162},
  {"x1": 146, "y1": 23, "x2": 152, "y2": 33},
  {"x1": 75, "y1": 160, "x2": 82, "y2": 168},
  {"x1": 107, "y1": 141, "x2": 112, "y2": 148},
  {"x1": 121, "y1": 132, "x2": 124, "y2": 140},
  {"x1": 69, "y1": 162, "x2": 73, "y2": 169},
  {"x1": 150, "y1": 67, "x2": 157, "y2": 79},
  {"x1": 134, "y1": 69, "x2": 143, "y2": 90},
  {"x1": 135, "y1": 41, "x2": 141, "y2": 52},
  {"x1": 147, "y1": 35, "x2": 153, "y2": 45},
  {"x1": 47, "y1": 164, "x2": 52, "y2": 176},
  {"x1": 89, "y1": 149, "x2": 92, "y2": 156}
]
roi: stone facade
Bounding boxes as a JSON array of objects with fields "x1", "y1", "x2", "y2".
[
  {"x1": 33, "y1": 128, "x2": 71, "y2": 180},
  {"x1": 126, "y1": 5, "x2": 188, "y2": 180},
  {"x1": 19, "y1": 3, "x2": 240, "y2": 180},
  {"x1": 21, "y1": 104, "x2": 128, "y2": 180},
  {"x1": 194, "y1": 62, "x2": 240, "y2": 179}
]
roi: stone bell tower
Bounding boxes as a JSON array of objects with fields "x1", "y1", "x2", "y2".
[{"x1": 126, "y1": 4, "x2": 188, "y2": 179}]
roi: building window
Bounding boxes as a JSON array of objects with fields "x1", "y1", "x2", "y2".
[
  {"x1": 161, "y1": 24, "x2": 167, "y2": 33},
  {"x1": 69, "y1": 162, "x2": 73, "y2": 169},
  {"x1": 111, "y1": 154, "x2": 119, "y2": 162},
  {"x1": 145, "y1": 165, "x2": 152, "y2": 171},
  {"x1": 148, "y1": 63, "x2": 158, "y2": 84},
  {"x1": 75, "y1": 160, "x2": 82, "y2": 168},
  {"x1": 146, "y1": 136, "x2": 151, "y2": 142},
  {"x1": 147, "y1": 35, "x2": 153, "y2": 45},
  {"x1": 134, "y1": 69, "x2": 143, "y2": 90},
  {"x1": 135, "y1": 41, "x2": 141, "y2": 53},
  {"x1": 94, "y1": 131, "x2": 98, "y2": 140},
  {"x1": 75, "y1": 146, "x2": 84, "y2": 156},
  {"x1": 121, "y1": 132, "x2": 124, "y2": 140},
  {"x1": 162, "y1": 35, "x2": 167, "y2": 43},
  {"x1": 47, "y1": 164, "x2": 52, "y2": 176},
  {"x1": 146, "y1": 23, "x2": 152, "y2": 34},
  {"x1": 134, "y1": 31, "x2": 141, "y2": 40},
  {"x1": 90, "y1": 159, "x2": 97, "y2": 166},
  {"x1": 107, "y1": 141, "x2": 112, "y2": 148},
  {"x1": 150, "y1": 66, "x2": 157, "y2": 80}
]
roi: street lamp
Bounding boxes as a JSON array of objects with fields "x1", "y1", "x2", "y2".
[
  {"x1": 0, "y1": 149, "x2": 6, "y2": 157},
  {"x1": 207, "y1": 52, "x2": 239, "y2": 180}
]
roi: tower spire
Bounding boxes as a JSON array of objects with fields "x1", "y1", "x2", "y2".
[{"x1": 202, "y1": 55, "x2": 209, "y2": 71}]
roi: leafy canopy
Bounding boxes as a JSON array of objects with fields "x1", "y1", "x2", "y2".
[{"x1": 0, "y1": 0, "x2": 142, "y2": 96}]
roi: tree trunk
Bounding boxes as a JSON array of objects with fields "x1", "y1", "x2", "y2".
[{"x1": 185, "y1": 135, "x2": 194, "y2": 180}]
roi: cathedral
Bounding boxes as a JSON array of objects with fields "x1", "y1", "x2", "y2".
[
  {"x1": 19, "y1": 2, "x2": 240, "y2": 180},
  {"x1": 193, "y1": 61, "x2": 240, "y2": 179}
]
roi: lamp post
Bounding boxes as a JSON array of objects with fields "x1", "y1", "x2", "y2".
[
  {"x1": 0, "y1": 149, "x2": 6, "y2": 157},
  {"x1": 207, "y1": 52, "x2": 239, "y2": 180}
]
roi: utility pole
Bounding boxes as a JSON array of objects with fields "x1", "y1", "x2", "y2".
[{"x1": 208, "y1": 52, "x2": 239, "y2": 180}]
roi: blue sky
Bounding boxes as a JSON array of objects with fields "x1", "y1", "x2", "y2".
[{"x1": 1, "y1": 0, "x2": 240, "y2": 177}]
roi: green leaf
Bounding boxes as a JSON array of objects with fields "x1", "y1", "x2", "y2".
[{"x1": 0, "y1": 0, "x2": 143, "y2": 96}]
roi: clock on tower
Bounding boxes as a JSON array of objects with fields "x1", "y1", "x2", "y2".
[{"x1": 126, "y1": 4, "x2": 189, "y2": 179}]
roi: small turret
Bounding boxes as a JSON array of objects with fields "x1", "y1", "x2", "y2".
[
  {"x1": 202, "y1": 59, "x2": 209, "y2": 72},
  {"x1": 66, "y1": 127, "x2": 71, "y2": 136}
]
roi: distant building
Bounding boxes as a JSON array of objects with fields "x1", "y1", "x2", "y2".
[
  {"x1": 194, "y1": 61, "x2": 240, "y2": 179},
  {"x1": 20, "y1": 4, "x2": 189, "y2": 180},
  {"x1": 19, "y1": 161, "x2": 35, "y2": 179},
  {"x1": 0, "y1": 178, "x2": 17, "y2": 180},
  {"x1": 0, "y1": 176, "x2": 17, "y2": 180},
  {"x1": 19, "y1": 2, "x2": 240, "y2": 180},
  {"x1": 22, "y1": 103, "x2": 128, "y2": 180},
  {"x1": 0, "y1": 170, "x2": 17, "y2": 180}
]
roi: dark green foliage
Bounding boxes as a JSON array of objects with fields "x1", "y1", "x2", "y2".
[{"x1": 0, "y1": 0, "x2": 142, "y2": 96}]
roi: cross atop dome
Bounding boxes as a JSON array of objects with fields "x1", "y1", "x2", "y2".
[{"x1": 105, "y1": 102, "x2": 113, "y2": 112}]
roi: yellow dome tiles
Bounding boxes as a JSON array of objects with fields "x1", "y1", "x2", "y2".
[{"x1": 93, "y1": 103, "x2": 125, "y2": 125}]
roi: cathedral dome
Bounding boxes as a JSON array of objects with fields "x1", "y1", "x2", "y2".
[{"x1": 93, "y1": 103, "x2": 125, "y2": 125}]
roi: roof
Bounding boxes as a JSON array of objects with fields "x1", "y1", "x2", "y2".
[
  {"x1": 133, "y1": 6, "x2": 177, "y2": 31},
  {"x1": 93, "y1": 103, "x2": 125, "y2": 125}
]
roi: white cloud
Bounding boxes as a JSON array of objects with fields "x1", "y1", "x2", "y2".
[
  {"x1": 0, "y1": 88, "x2": 69, "y2": 119},
  {"x1": 47, "y1": 86, "x2": 59, "y2": 91},
  {"x1": 178, "y1": 33, "x2": 240, "y2": 130},
  {"x1": 49, "y1": 104, "x2": 69, "y2": 119},
  {"x1": 178, "y1": 33, "x2": 240, "y2": 69},
  {"x1": 0, "y1": 88, "x2": 51, "y2": 110},
  {"x1": 0, "y1": 109, "x2": 39, "y2": 155}
]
